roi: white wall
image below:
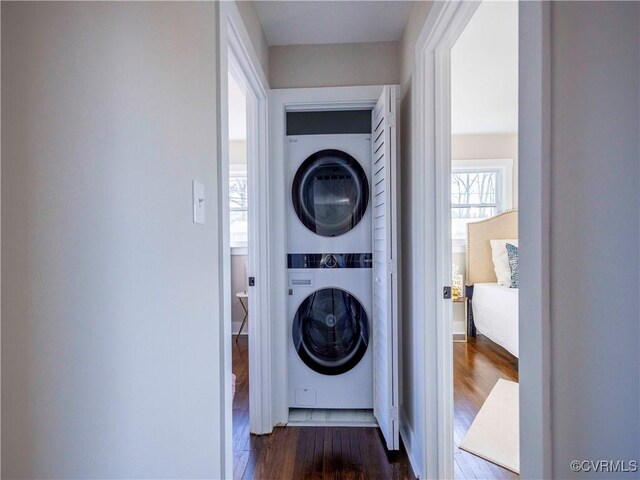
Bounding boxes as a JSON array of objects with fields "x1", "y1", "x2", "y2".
[
  {"x1": 230, "y1": 139, "x2": 247, "y2": 165},
  {"x1": 547, "y1": 2, "x2": 639, "y2": 477},
  {"x1": 398, "y1": 1, "x2": 434, "y2": 476},
  {"x1": 520, "y1": 2, "x2": 640, "y2": 478},
  {"x1": 235, "y1": 0, "x2": 269, "y2": 82},
  {"x1": 452, "y1": 133, "x2": 519, "y2": 208},
  {"x1": 450, "y1": 0, "x2": 518, "y2": 136},
  {"x1": 1, "y1": 3, "x2": 223, "y2": 478},
  {"x1": 269, "y1": 42, "x2": 399, "y2": 89}
]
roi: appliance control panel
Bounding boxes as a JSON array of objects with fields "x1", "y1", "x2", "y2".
[{"x1": 287, "y1": 253, "x2": 372, "y2": 269}]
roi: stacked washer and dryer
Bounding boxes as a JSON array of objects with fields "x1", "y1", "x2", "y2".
[{"x1": 286, "y1": 112, "x2": 374, "y2": 411}]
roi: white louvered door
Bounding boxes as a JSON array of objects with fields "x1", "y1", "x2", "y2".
[{"x1": 371, "y1": 85, "x2": 400, "y2": 451}]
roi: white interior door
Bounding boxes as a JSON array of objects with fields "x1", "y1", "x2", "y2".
[{"x1": 371, "y1": 85, "x2": 400, "y2": 451}]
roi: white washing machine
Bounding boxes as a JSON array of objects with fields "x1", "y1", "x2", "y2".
[
  {"x1": 287, "y1": 134, "x2": 372, "y2": 254},
  {"x1": 288, "y1": 254, "x2": 373, "y2": 409}
]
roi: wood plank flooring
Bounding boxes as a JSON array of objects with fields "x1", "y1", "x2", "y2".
[
  {"x1": 453, "y1": 335, "x2": 519, "y2": 480},
  {"x1": 232, "y1": 336, "x2": 416, "y2": 480},
  {"x1": 232, "y1": 334, "x2": 519, "y2": 480}
]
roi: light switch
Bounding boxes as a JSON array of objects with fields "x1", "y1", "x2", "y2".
[{"x1": 193, "y1": 180, "x2": 205, "y2": 224}]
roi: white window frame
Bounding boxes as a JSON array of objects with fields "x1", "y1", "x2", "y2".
[{"x1": 451, "y1": 158, "x2": 513, "y2": 252}]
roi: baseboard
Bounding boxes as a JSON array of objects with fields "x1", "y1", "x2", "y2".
[
  {"x1": 288, "y1": 408, "x2": 377, "y2": 427},
  {"x1": 400, "y1": 412, "x2": 422, "y2": 479}
]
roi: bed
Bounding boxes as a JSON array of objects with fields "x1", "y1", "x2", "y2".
[{"x1": 465, "y1": 209, "x2": 519, "y2": 358}]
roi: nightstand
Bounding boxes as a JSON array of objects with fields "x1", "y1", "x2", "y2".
[{"x1": 453, "y1": 296, "x2": 467, "y2": 343}]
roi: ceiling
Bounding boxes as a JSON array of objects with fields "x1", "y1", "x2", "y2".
[
  {"x1": 254, "y1": 1, "x2": 414, "y2": 46},
  {"x1": 451, "y1": 1, "x2": 518, "y2": 135},
  {"x1": 228, "y1": 72, "x2": 246, "y2": 141},
  {"x1": 250, "y1": 1, "x2": 516, "y2": 135}
]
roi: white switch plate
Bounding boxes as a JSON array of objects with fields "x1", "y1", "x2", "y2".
[{"x1": 193, "y1": 180, "x2": 205, "y2": 224}]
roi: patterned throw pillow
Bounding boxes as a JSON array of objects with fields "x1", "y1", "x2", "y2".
[{"x1": 506, "y1": 243, "x2": 519, "y2": 289}]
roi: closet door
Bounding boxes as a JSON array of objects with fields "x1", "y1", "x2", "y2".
[{"x1": 371, "y1": 85, "x2": 400, "y2": 451}]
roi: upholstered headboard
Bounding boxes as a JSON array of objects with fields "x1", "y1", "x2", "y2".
[{"x1": 466, "y1": 209, "x2": 518, "y2": 285}]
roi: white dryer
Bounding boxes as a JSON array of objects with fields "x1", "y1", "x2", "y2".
[
  {"x1": 288, "y1": 254, "x2": 373, "y2": 409},
  {"x1": 287, "y1": 134, "x2": 372, "y2": 254}
]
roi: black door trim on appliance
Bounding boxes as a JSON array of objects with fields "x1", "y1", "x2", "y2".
[
  {"x1": 292, "y1": 149, "x2": 369, "y2": 237},
  {"x1": 292, "y1": 288, "x2": 369, "y2": 376}
]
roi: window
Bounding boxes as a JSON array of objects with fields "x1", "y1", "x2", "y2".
[
  {"x1": 229, "y1": 174, "x2": 248, "y2": 247},
  {"x1": 451, "y1": 159, "x2": 513, "y2": 242}
]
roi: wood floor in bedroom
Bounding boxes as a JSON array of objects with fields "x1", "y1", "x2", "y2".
[{"x1": 454, "y1": 335, "x2": 519, "y2": 480}]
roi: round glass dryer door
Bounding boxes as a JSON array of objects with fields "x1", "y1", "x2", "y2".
[
  {"x1": 292, "y1": 150, "x2": 369, "y2": 237},
  {"x1": 292, "y1": 288, "x2": 369, "y2": 376}
]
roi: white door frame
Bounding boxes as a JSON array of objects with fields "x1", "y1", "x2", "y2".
[
  {"x1": 413, "y1": 1, "x2": 551, "y2": 479},
  {"x1": 218, "y1": 2, "x2": 271, "y2": 478},
  {"x1": 516, "y1": 2, "x2": 552, "y2": 478},
  {"x1": 269, "y1": 85, "x2": 386, "y2": 427}
]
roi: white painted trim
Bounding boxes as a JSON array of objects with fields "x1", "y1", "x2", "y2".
[
  {"x1": 400, "y1": 414, "x2": 421, "y2": 479},
  {"x1": 517, "y1": 2, "x2": 552, "y2": 478},
  {"x1": 451, "y1": 158, "x2": 513, "y2": 171},
  {"x1": 222, "y1": 2, "x2": 269, "y2": 93},
  {"x1": 229, "y1": 164, "x2": 248, "y2": 175},
  {"x1": 0, "y1": 4, "x2": 3, "y2": 476},
  {"x1": 273, "y1": 86, "x2": 384, "y2": 111},
  {"x1": 452, "y1": 242, "x2": 466, "y2": 254},
  {"x1": 230, "y1": 246, "x2": 248, "y2": 256},
  {"x1": 413, "y1": 2, "x2": 480, "y2": 479},
  {"x1": 414, "y1": 1, "x2": 550, "y2": 479},
  {"x1": 269, "y1": 85, "x2": 384, "y2": 427},
  {"x1": 226, "y1": 2, "x2": 272, "y2": 435},
  {"x1": 218, "y1": 2, "x2": 271, "y2": 478},
  {"x1": 216, "y1": 7, "x2": 233, "y2": 477}
]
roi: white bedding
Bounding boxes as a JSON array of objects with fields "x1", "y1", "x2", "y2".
[{"x1": 472, "y1": 283, "x2": 519, "y2": 358}]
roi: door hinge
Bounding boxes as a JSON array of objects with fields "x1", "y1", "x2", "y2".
[
  {"x1": 388, "y1": 260, "x2": 397, "y2": 274},
  {"x1": 443, "y1": 286, "x2": 452, "y2": 299},
  {"x1": 391, "y1": 406, "x2": 399, "y2": 421},
  {"x1": 386, "y1": 113, "x2": 396, "y2": 129}
]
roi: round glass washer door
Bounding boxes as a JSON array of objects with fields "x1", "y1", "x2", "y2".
[
  {"x1": 292, "y1": 288, "x2": 369, "y2": 376},
  {"x1": 292, "y1": 150, "x2": 369, "y2": 237}
]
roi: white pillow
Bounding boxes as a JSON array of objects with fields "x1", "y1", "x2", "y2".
[{"x1": 490, "y1": 239, "x2": 518, "y2": 286}]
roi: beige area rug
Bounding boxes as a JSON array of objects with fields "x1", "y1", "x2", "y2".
[{"x1": 459, "y1": 378, "x2": 520, "y2": 473}]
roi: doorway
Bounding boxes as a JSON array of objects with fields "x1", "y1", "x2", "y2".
[
  {"x1": 218, "y1": 3, "x2": 272, "y2": 478},
  {"x1": 227, "y1": 67, "x2": 251, "y2": 475},
  {"x1": 449, "y1": 4, "x2": 520, "y2": 478},
  {"x1": 412, "y1": 1, "x2": 547, "y2": 479}
]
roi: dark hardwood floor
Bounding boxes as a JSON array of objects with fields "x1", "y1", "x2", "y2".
[
  {"x1": 453, "y1": 335, "x2": 519, "y2": 480},
  {"x1": 232, "y1": 334, "x2": 518, "y2": 479},
  {"x1": 232, "y1": 336, "x2": 416, "y2": 480}
]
